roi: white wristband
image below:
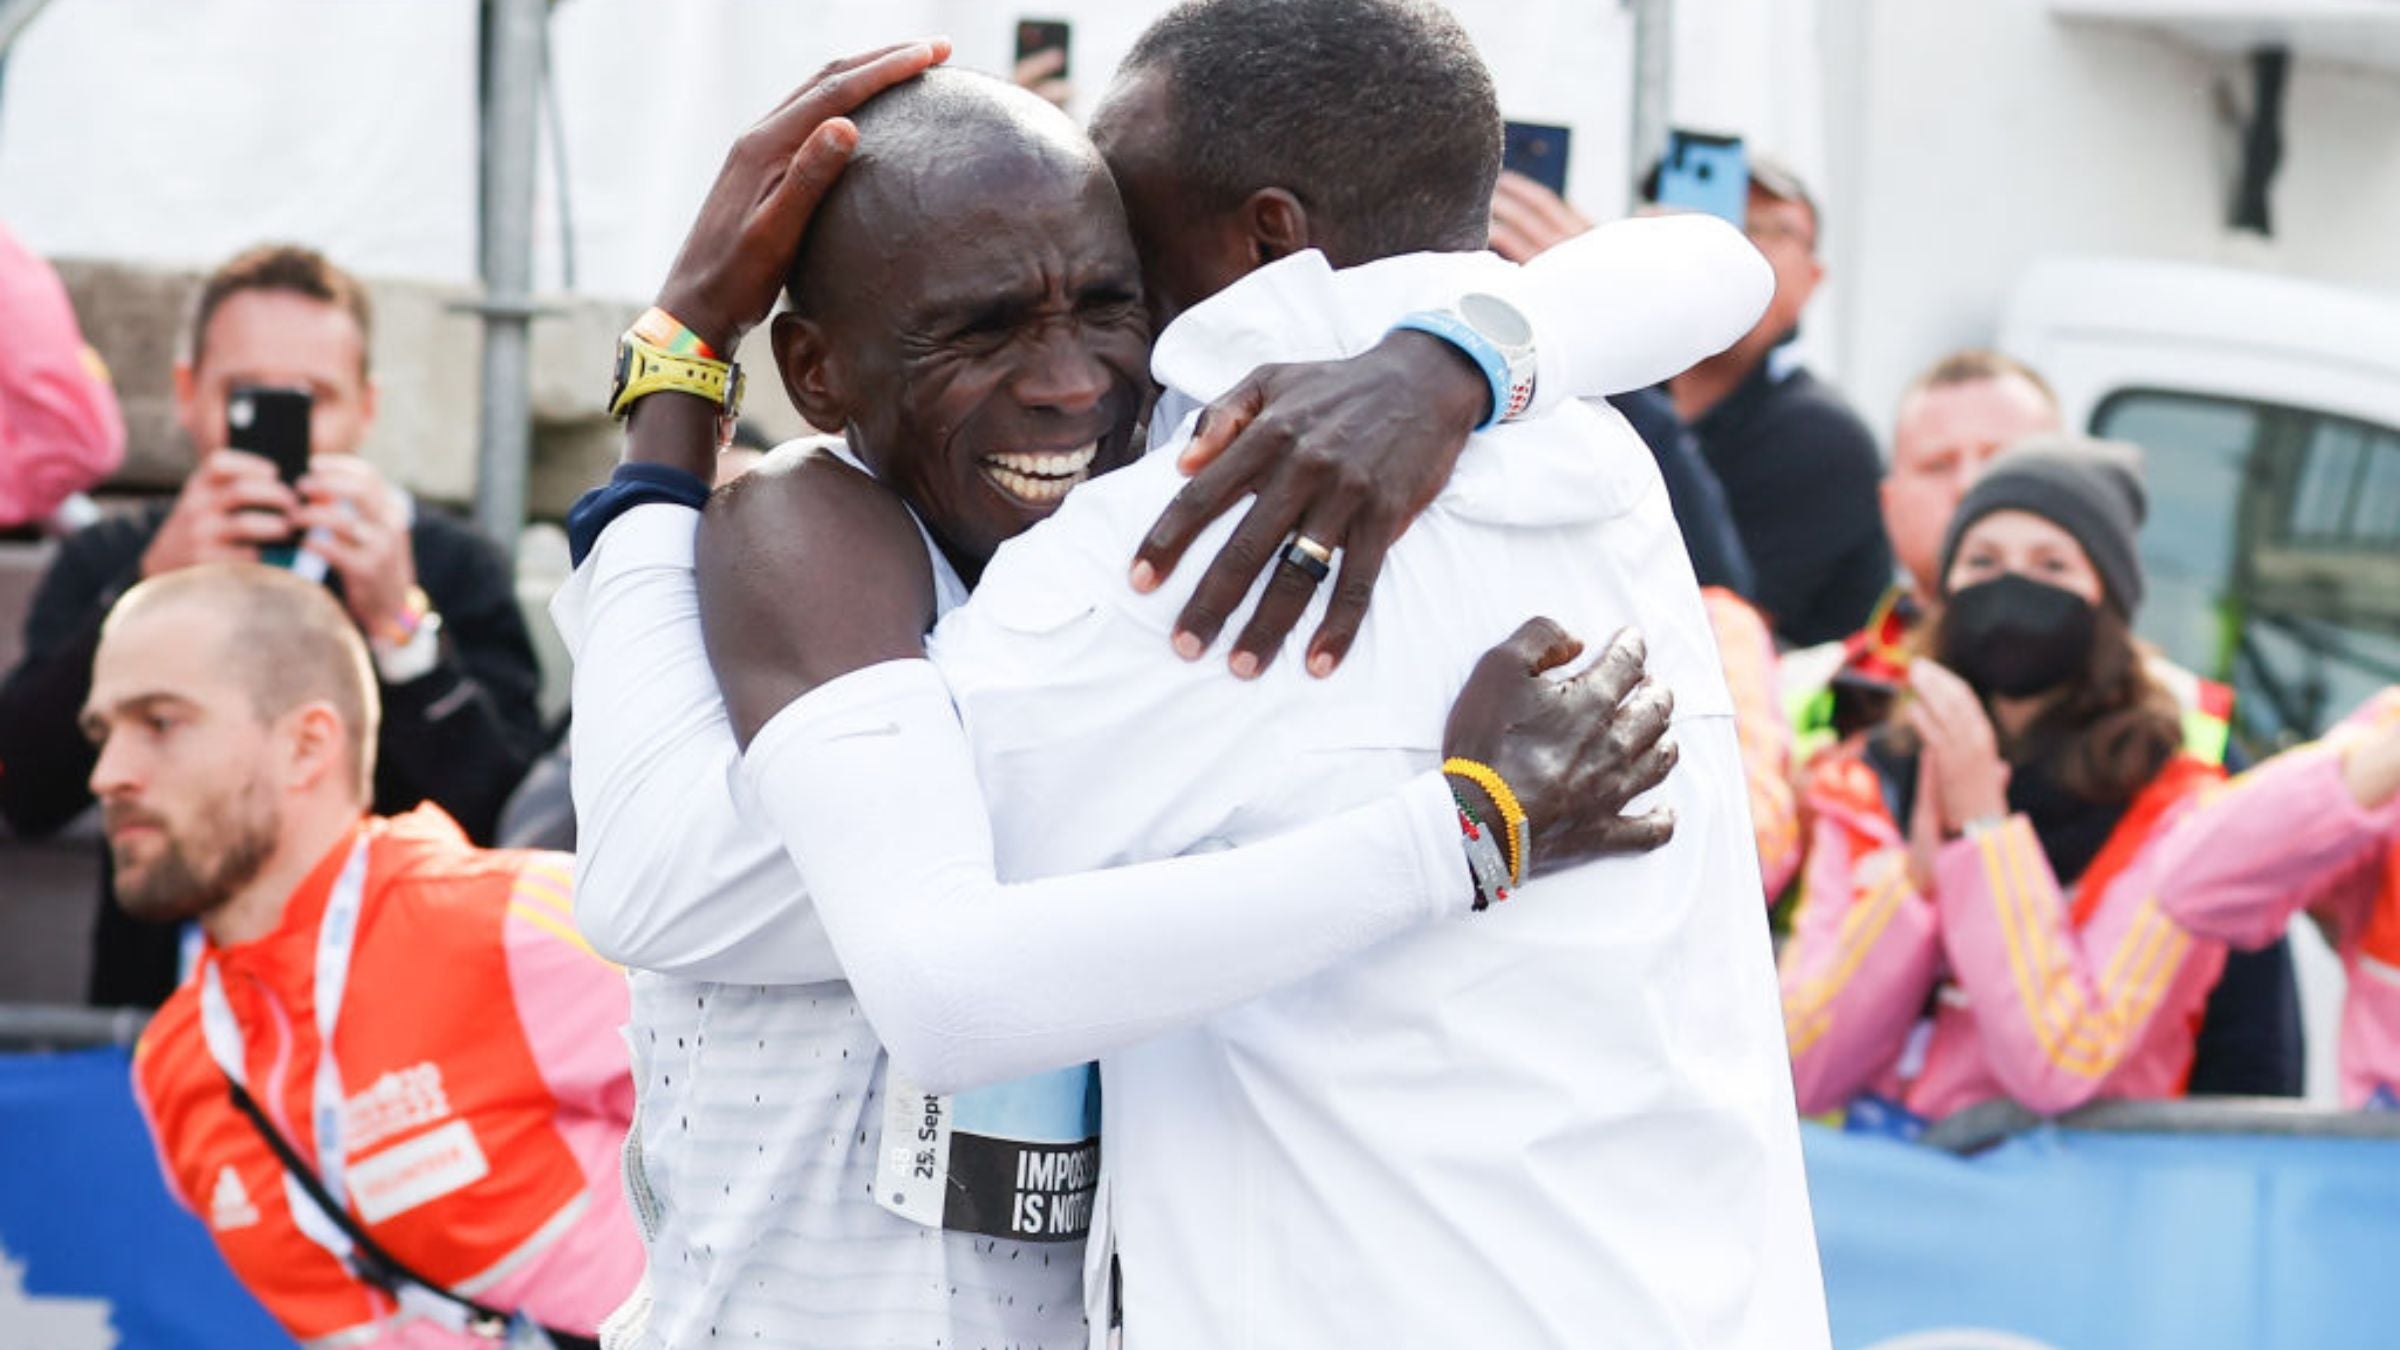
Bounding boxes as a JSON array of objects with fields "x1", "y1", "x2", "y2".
[{"x1": 371, "y1": 610, "x2": 443, "y2": 684}]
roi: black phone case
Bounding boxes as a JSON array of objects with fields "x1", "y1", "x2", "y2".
[{"x1": 227, "y1": 386, "x2": 312, "y2": 486}]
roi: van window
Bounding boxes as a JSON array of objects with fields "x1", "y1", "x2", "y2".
[
  {"x1": 2089, "y1": 393, "x2": 2262, "y2": 682},
  {"x1": 2287, "y1": 418, "x2": 2400, "y2": 549},
  {"x1": 2092, "y1": 390, "x2": 2400, "y2": 750}
]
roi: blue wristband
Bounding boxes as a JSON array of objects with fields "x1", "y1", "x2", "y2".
[
  {"x1": 566, "y1": 462, "x2": 712, "y2": 566},
  {"x1": 1389, "y1": 309, "x2": 1510, "y2": 431}
]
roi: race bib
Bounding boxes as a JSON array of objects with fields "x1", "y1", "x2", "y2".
[{"x1": 876, "y1": 1064, "x2": 1100, "y2": 1242}]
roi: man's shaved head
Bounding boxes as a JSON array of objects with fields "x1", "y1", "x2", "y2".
[
  {"x1": 106, "y1": 563, "x2": 380, "y2": 798},
  {"x1": 767, "y1": 67, "x2": 1150, "y2": 582},
  {"x1": 785, "y1": 69, "x2": 1106, "y2": 320}
]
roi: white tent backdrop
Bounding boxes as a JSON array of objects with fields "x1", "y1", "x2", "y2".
[
  {"x1": 0, "y1": 0, "x2": 1823, "y2": 304},
  {"x1": 0, "y1": 0, "x2": 482, "y2": 280}
]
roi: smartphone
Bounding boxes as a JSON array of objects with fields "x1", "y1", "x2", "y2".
[
  {"x1": 1015, "y1": 18, "x2": 1070, "y2": 80},
  {"x1": 226, "y1": 384, "x2": 313, "y2": 486},
  {"x1": 1654, "y1": 129, "x2": 1748, "y2": 227},
  {"x1": 1502, "y1": 120, "x2": 1572, "y2": 198}
]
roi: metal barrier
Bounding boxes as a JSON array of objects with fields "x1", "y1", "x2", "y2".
[
  {"x1": 1921, "y1": 1093, "x2": 2400, "y2": 1152},
  {"x1": 0, "y1": 1002, "x2": 149, "y2": 1051}
]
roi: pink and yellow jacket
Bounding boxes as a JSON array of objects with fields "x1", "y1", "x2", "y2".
[
  {"x1": 2150, "y1": 689, "x2": 2400, "y2": 1109},
  {"x1": 1780, "y1": 752, "x2": 2230, "y2": 1121}
]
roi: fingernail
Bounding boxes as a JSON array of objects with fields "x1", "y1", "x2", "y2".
[
  {"x1": 1229, "y1": 652, "x2": 1260, "y2": 680},
  {"x1": 1173, "y1": 631, "x2": 1203, "y2": 661},
  {"x1": 1307, "y1": 651, "x2": 1336, "y2": 679},
  {"x1": 1130, "y1": 561, "x2": 1157, "y2": 593}
]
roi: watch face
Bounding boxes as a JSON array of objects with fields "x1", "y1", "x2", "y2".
[
  {"x1": 610, "y1": 337, "x2": 635, "y2": 405},
  {"x1": 1458, "y1": 292, "x2": 1533, "y2": 348}
]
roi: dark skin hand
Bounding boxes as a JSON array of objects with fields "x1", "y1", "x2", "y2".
[
  {"x1": 624, "y1": 40, "x2": 951, "y2": 482},
  {"x1": 1132, "y1": 330, "x2": 1490, "y2": 680},
  {"x1": 1443, "y1": 621, "x2": 1678, "y2": 870}
]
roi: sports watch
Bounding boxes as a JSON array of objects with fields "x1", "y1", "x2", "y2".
[
  {"x1": 607, "y1": 307, "x2": 745, "y2": 421},
  {"x1": 1390, "y1": 291, "x2": 1537, "y2": 429}
]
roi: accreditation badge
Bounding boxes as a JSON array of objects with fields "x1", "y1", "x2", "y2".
[{"x1": 875, "y1": 1063, "x2": 1100, "y2": 1241}]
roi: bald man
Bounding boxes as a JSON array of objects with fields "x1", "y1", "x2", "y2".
[{"x1": 93, "y1": 563, "x2": 640, "y2": 1348}]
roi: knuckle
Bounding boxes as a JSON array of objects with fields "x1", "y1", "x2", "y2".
[
  {"x1": 1214, "y1": 532, "x2": 1269, "y2": 572},
  {"x1": 1329, "y1": 459, "x2": 1380, "y2": 500},
  {"x1": 1331, "y1": 576, "x2": 1375, "y2": 613}
]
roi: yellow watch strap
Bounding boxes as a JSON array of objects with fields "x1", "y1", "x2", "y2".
[{"x1": 609, "y1": 337, "x2": 743, "y2": 420}]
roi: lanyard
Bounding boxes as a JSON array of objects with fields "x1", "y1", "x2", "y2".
[
  {"x1": 196, "y1": 835, "x2": 555, "y2": 1344},
  {"x1": 199, "y1": 838, "x2": 393, "y2": 1285}
]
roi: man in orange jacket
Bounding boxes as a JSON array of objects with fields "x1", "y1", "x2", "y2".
[{"x1": 89, "y1": 563, "x2": 638, "y2": 1348}]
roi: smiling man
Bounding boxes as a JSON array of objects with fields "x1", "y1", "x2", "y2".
[{"x1": 687, "y1": 3, "x2": 1821, "y2": 1342}]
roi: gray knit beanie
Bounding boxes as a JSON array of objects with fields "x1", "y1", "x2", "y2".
[{"x1": 1939, "y1": 437, "x2": 2147, "y2": 616}]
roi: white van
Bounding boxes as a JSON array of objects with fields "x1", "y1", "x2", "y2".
[{"x1": 2001, "y1": 255, "x2": 2400, "y2": 750}]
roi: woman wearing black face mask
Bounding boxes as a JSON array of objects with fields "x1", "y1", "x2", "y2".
[{"x1": 1780, "y1": 441, "x2": 2244, "y2": 1132}]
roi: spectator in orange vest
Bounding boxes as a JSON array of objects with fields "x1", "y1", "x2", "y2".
[{"x1": 94, "y1": 563, "x2": 636, "y2": 1349}]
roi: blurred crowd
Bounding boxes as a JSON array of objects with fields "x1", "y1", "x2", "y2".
[{"x1": 3, "y1": 3, "x2": 2399, "y2": 1346}]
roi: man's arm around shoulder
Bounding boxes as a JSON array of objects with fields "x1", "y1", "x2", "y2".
[{"x1": 698, "y1": 450, "x2": 936, "y2": 747}]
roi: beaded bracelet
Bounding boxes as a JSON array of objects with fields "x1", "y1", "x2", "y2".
[
  {"x1": 1454, "y1": 796, "x2": 1514, "y2": 911},
  {"x1": 1442, "y1": 757, "x2": 1529, "y2": 886}
]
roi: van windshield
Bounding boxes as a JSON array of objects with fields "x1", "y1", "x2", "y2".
[{"x1": 2093, "y1": 390, "x2": 2400, "y2": 752}]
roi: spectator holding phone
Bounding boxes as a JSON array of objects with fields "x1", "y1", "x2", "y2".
[
  {"x1": 0, "y1": 243, "x2": 542, "y2": 1009},
  {"x1": 1489, "y1": 158, "x2": 1890, "y2": 646},
  {"x1": 0, "y1": 221, "x2": 125, "y2": 530}
]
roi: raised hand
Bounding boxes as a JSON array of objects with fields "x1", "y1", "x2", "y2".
[
  {"x1": 1905, "y1": 658, "x2": 2010, "y2": 835},
  {"x1": 1441, "y1": 620, "x2": 1680, "y2": 875},
  {"x1": 140, "y1": 450, "x2": 302, "y2": 578},
  {"x1": 627, "y1": 40, "x2": 949, "y2": 479},
  {"x1": 656, "y1": 40, "x2": 951, "y2": 356},
  {"x1": 1488, "y1": 170, "x2": 1593, "y2": 264},
  {"x1": 294, "y1": 454, "x2": 418, "y2": 640}
]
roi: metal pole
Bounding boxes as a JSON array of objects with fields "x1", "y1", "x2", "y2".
[
  {"x1": 1628, "y1": 0, "x2": 1673, "y2": 189},
  {"x1": 472, "y1": 0, "x2": 546, "y2": 555}
]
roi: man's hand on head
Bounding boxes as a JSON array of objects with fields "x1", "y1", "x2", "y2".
[
  {"x1": 1131, "y1": 330, "x2": 1488, "y2": 681},
  {"x1": 1488, "y1": 170, "x2": 1592, "y2": 264},
  {"x1": 1442, "y1": 621, "x2": 1679, "y2": 874},
  {"x1": 623, "y1": 40, "x2": 947, "y2": 484},
  {"x1": 655, "y1": 40, "x2": 950, "y2": 355},
  {"x1": 294, "y1": 454, "x2": 419, "y2": 641},
  {"x1": 140, "y1": 451, "x2": 302, "y2": 578}
]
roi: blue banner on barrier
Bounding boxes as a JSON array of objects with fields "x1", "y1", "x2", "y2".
[
  {"x1": 0, "y1": 1047, "x2": 289, "y2": 1348},
  {"x1": 1804, "y1": 1121, "x2": 2399, "y2": 1350}
]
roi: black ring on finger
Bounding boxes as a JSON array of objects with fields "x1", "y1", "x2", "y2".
[{"x1": 1279, "y1": 537, "x2": 1333, "y2": 584}]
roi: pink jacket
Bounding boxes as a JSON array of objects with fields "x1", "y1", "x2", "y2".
[
  {"x1": 2150, "y1": 689, "x2": 2400, "y2": 1109},
  {"x1": 1705, "y1": 588, "x2": 1800, "y2": 900},
  {"x1": 0, "y1": 224, "x2": 123, "y2": 527},
  {"x1": 1781, "y1": 752, "x2": 2229, "y2": 1121}
]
